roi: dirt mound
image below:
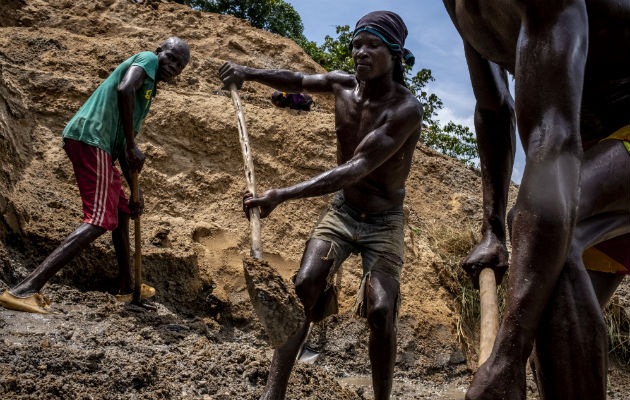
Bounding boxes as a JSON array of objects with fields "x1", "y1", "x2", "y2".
[{"x1": 1, "y1": 0, "x2": 627, "y2": 399}]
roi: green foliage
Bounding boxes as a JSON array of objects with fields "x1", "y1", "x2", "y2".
[
  {"x1": 421, "y1": 122, "x2": 478, "y2": 165},
  {"x1": 174, "y1": 0, "x2": 304, "y2": 40},
  {"x1": 404, "y1": 66, "x2": 442, "y2": 128},
  {"x1": 403, "y1": 65, "x2": 477, "y2": 165},
  {"x1": 297, "y1": 25, "x2": 354, "y2": 73}
]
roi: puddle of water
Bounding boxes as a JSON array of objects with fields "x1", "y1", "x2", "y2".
[
  {"x1": 338, "y1": 374, "x2": 372, "y2": 387},
  {"x1": 337, "y1": 374, "x2": 467, "y2": 399}
]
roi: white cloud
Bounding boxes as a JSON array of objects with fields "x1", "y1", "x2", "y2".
[{"x1": 435, "y1": 107, "x2": 474, "y2": 131}]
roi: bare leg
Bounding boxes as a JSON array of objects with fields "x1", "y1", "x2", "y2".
[
  {"x1": 366, "y1": 270, "x2": 399, "y2": 400},
  {"x1": 112, "y1": 212, "x2": 133, "y2": 294},
  {"x1": 469, "y1": 137, "x2": 629, "y2": 400},
  {"x1": 10, "y1": 223, "x2": 105, "y2": 297},
  {"x1": 260, "y1": 239, "x2": 334, "y2": 400},
  {"x1": 530, "y1": 253, "x2": 626, "y2": 400},
  {"x1": 532, "y1": 249, "x2": 607, "y2": 400},
  {"x1": 520, "y1": 140, "x2": 629, "y2": 400}
]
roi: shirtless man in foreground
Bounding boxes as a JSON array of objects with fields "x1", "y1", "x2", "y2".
[
  {"x1": 220, "y1": 11, "x2": 422, "y2": 400},
  {"x1": 443, "y1": 1, "x2": 630, "y2": 399}
]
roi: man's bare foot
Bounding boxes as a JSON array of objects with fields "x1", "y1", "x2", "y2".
[
  {"x1": 462, "y1": 231, "x2": 509, "y2": 288},
  {"x1": 466, "y1": 353, "x2": 526, "y2": 400}
]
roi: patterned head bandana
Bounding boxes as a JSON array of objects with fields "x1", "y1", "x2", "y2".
[{"x1": 351, "y1": 10, "x2": 415, "y2": 67}]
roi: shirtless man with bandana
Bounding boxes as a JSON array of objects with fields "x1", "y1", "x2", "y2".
[{"x1": 220, "y1": 11, "x2": 421, "y2": 400}]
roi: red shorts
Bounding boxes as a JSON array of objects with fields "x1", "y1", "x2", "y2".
[{"x1": 64, "y1": 139, "x2": 129, "y2": 231}]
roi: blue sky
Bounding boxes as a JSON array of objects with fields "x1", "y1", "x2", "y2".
[{"x1": 288, "y1": 0, "x2": 525, "y2": 183}]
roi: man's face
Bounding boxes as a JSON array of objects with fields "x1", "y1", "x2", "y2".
[
  {"x1": 351, "y1": 31, "x2": 394, "y2": 82},
  {"x1": 156, "y1": 45, "x2": 189, "y2": 82}
]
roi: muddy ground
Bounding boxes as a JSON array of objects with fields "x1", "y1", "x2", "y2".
[
  {"x1": 0, "y1": 0, "x2": 628, "y2": 399},
  {"x1": 0, "y1": 282, "x2": 472, "y2": 399}
]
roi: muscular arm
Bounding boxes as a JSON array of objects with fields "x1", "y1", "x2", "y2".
[
  {"x1": 246, "y1": 100, "x2": 423, "y2": 217},
  {"x1": 219, "y1": 62, "x2": 356, "y2": 94},
  {"x1": 282, "y1": 104, "x2": 421, "y2": 199},
  {"x1": 117, "y1": 65, "x2": 147, "y2": 173},
  {"x1": 461, "y1": 42, "x2": 516, "y2": 284},
  {"x1": 501, "y1": 0, "x2": 587, "y2": 356},
  {"x1": 468, "y1": 1, "x2": 589, "y2": 388}
]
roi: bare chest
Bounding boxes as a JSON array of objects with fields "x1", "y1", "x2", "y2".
[{"x1": 334, "y1": 97, "x2": 388, "y2": 158}]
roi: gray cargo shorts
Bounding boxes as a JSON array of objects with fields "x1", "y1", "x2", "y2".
[{"x1": 309, "y1": 192, "x2": 405, "y2": 318}]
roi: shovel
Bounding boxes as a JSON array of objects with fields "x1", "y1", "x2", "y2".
[
  {"x1": 228, "y1": 84, "x2": 305, "y2": 348},
  {"x1": 130, "y1": 172, "x2": 156, "y2": 310},
  {"x1": 228, "y1": 84, "x2": 262, "y2": 260},
  {"x1": 131, "y1": 171, "x2": 143, "y2": 305},
  {"x1": 478, "y1": 267, "x2": 499, "y2": 366}
]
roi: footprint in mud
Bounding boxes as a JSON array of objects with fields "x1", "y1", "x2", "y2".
[
  {"x1": 193, "y1": 226, "x2": 300, "y2": 321},
  {"x1": 193, "y1": 226, "x2": 297, "y2": 278},
  {"x1": 193, "y1": 226, "x2": 246, "y2": 303},
  {"x1": 194, "y1": 227, "x2": 242, "y2": 274},
  {"x1": 192, "y1": 226, "x2": 238, "y2": 251}
]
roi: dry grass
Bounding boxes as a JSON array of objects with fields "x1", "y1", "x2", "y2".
[
  {"x1": 417, "y1": 220, "x2": 483, "y2": 357},
  {"x1": 604, "y1": 299, "x2": 630, "y2": 368},
  {"x1": 417, "y1": 218, "x2": 629, "y2": 371}
]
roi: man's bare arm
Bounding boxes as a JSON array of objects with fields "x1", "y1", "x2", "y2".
[
  {"x1": 117, "y1": 65, "x2": 147, "y2": 173},
  {"x1": 245, "y1": 99, "x2": 423, "y2": 217},
  {"x1": 461, "y1": 41, "x2": 516, "y2": 285},
  {"x1": 499, "y1": 0, "x2": 588, "y2": 338},
  {"x1": 466, "y1": 3, "x2": 589, "y2": 399},
  {"x1": 118, "y1": 151, "x2": 144, "y2": 219},
  {"x1": 219, "y1": 62, "x2": 355, "y2": 94}
]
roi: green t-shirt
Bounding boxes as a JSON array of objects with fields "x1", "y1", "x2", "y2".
[{"x1": 62, "y1": 51, "x2": 158, "y2": 161}]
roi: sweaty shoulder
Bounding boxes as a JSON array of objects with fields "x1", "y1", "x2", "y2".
[
  {"x1": 327, "y1": 70, "x2": 357, "y2": 89},
  {"x1": 130, "y1": 51, "x2": 159, "y2": 81},
  {"x1": 393, "y1": 86, "x2": 423, "y2": 125}
]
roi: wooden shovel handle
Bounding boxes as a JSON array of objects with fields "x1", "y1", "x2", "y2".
[
  {"x1": 478, "y1": 267, "x2": 499, "y2": 366},
  {"x1": 229, "y1": 84, "x2": 262, "y2": 260},
  {"x1": 132, "y1": 171, "x2": 142, "y2": 303}
]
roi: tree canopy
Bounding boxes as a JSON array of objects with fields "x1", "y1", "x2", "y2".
[{"x1": 174, "y1": 0, "x2": 305, "y2": 40}]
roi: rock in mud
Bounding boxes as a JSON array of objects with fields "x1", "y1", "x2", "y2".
[{"x1": 242, "y1": 256, "x2": 304, "y2": 348}]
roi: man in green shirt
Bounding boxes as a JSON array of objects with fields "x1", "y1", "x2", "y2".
[{"x1": 0, "y1": 37, "x2": 190, "y2": 313}]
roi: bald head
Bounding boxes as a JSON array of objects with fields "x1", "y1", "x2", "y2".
[
  {"x1": 160, "y1": 37, "x2": 190, "y2": 63},
  {"x1": 155, "y1": 37, "x2": 190, "y2": 83}
]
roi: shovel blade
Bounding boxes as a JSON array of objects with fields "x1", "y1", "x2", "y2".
[
  {"x1": 297, "y1": 346, "x2": 320, "y2": 364},
  {"x1": 243, "y1": 257, "x2": 305, "y2": 348}
]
